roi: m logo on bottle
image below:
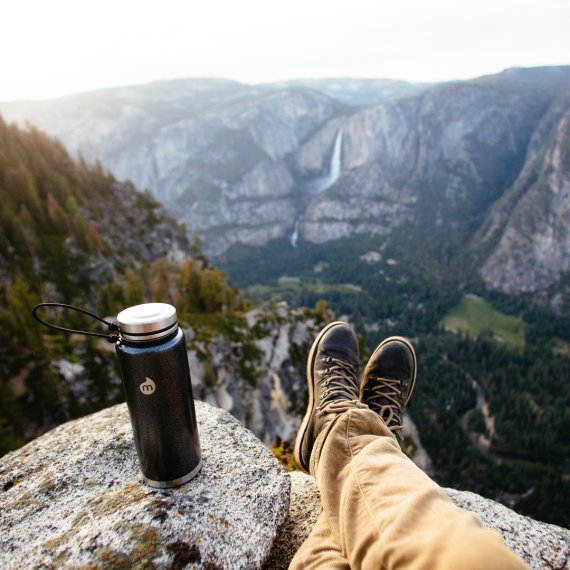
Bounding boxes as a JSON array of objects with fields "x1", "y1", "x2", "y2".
[{"x1": 140, "y1": 377, "x2": 156, "y2": 395}]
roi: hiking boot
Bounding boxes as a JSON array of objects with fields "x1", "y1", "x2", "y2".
[
  {"x1": 294, "y1": 321, "x2": 364, "y2": 474},
  {"x1": 359, "y1": 336, "x2": 417, "y2": 443}
]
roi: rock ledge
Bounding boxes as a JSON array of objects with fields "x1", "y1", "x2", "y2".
[{"x1": 0, "y1": 402, "x2": 290, "y2": 570}]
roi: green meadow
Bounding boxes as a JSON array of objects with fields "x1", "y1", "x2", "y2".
[
  {"x1": 247, "y1": 279, "x2": 362, "y2": 301},
  {"x1": 441, "y1": 295, "x2": 526, "y2": 351}
]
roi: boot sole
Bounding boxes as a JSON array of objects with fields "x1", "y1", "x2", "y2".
[
  {"x1": 360, "y1": 336, "x2": 417, "y2": 406},
  {"x1": 294, "y1": 321, "x2": 348, "y2": 474}
]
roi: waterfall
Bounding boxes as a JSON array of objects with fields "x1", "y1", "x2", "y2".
[
  {"x1": 309, "y1": 128, "x2": 344, "y2": 194},
  {"x1": 328, "y1": 128, "x2": 343, "y2": 188},
  {"x1": 291, "y1": 128, "x2": 344, "y2": 247},
  {"x1": 290, "y1": 219, "x2": 301, "y2": 248}
]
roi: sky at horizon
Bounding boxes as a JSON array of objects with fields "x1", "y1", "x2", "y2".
[{"x1": 2, "y1": 0, "x2": 570, "y2": 101}]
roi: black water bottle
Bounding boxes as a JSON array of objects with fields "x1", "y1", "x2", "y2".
[{"x1": 115, "y1": 303, "x2": 202, "y2": 488}]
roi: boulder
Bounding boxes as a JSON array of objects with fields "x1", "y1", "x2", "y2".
[
  {"x1": 265, "y1": 472, "x2": 570, "y2": 570},
  {"x1": 0, "y1": 402, "x2": 290, "y2": 570}
]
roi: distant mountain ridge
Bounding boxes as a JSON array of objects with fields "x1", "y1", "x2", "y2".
[
  {"x1": 2, "y1": 67, "x2": 570, "y2": 294},
  {"x1": 259, "y1": 77, "x2": 433, "y2": 106}
]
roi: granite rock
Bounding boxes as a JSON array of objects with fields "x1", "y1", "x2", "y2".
[
  {"x1": 265, "y1": 472, "x2": 570, "y2": 570},
  {"x1": 0, "y1": 401, "x2": 290, "y2": 570},
  {"x1": 480, "y1": 95, "x2": 570, "y2": 293},
  {"x1": 2, "y1": 401, "x2": 568, "y2": 570},
  {"x1": 446, "y1": 488, "x2": 570, "y2": 570},
  {"x1": 264, "y1": 471, "x2": 321, "y2": 569}
]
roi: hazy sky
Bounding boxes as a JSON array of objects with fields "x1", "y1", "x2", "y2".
[{"x1": 2, "y1": 0, "x2": 569, "y2": 101}]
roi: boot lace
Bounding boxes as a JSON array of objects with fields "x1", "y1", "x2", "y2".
[
  {"x1": 366, "y1": 377, "x2": 404, "y2": 438},
  {"x1": 316, "y1": 356, "x2": 367, "y2": 417}
]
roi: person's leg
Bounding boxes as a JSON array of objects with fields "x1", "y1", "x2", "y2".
[
  {"x1": 289, "y1": 510, "x2": 350, "y2": 570},
  {"x1": 294, "y1": 324, "x2": 528, "y2": 570},
  {"x1": 291, "y1": 321, "x2": 366, "y2": 569},
  {"x1": 314, "y1": 407, "x2": 528, "y2": 570}
]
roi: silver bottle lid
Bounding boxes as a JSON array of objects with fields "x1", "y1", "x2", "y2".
[{"x1": 117, "y1": 303, "x2": 178, "y2": 342}]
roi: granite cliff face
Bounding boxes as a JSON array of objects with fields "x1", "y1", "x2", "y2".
[
  {"x1": 479, "y1": 95, "x2": 570, "y2": 292},
  {"x1": 293, "y1": 70, "x2": 569, "y2": 248},
  {"x1": 186, "y1": 301, "x2": 321, "y2": 444}
]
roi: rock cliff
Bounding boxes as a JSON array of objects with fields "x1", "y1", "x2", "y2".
[
  {"x1": 186, "y1": 302, "x2": 322, "y2": 444},
  {"x1": 479, "y1": 95, "x2": 570, "y2": 292},
  {"x1": 1, "y1": 403, "x2": 568, "y2": 570},
  {"x1": 294, "y1": 69, "x2": 569, "y2": 248}
]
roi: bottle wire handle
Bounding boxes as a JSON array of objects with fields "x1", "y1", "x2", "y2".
[{"x1": 32, "y1": 303, "x2": 120, "y2": 343}]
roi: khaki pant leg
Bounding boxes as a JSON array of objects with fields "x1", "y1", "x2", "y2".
[
  {"x1": 313, "y1": 408, "x2": 528, "y2": 570},
  {"x1": 289, "y1": 510, "x2": 350, "y2": 570}
]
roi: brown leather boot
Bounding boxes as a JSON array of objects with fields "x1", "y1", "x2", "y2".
[
  {"x1": 359, "y1": 336, "x2": 417, "y2": 444},
  {"x1": 294, "y1": 321, "x2": 364, "y2": 474}
]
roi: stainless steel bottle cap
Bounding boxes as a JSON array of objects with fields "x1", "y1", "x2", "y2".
[{"x1": 117, "y1": 303, "x2": 178, "y2": 342}]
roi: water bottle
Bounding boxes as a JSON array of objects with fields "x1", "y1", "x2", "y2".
[{"x1": 115, "y1": 302, "x2": 202, "y2": 488}]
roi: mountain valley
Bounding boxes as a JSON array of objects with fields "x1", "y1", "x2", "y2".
[
  {"x1": 3, "y1": 67, "x2": 570, "y2": 297},
  {"x1": 1, "y1": 68, "x2": 569, "y2": 527}
]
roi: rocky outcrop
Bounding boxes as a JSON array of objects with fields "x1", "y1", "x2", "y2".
[
  {"x1": 264, "y1": 471, "x2": 322, "y2": 569},
  {"x1": 2, "y1": 404, "x2": 567, "y2": 570},
  {"x1": 0, "y1": 402, "x2": 290, "y2": 570},
  {"x1": 480, "y1": 95, "x2": 570, "y2": 292},
  {"x1": 445, "y1": 488, "x2": 570, "y2": 570},
  {"x1": 187, "y1": 302, "x2": 321, "y2": 444},
  {"x1": 266, "y1": 472, "x2": 570, "y2": 570}
]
